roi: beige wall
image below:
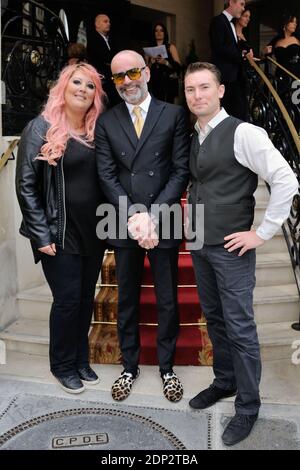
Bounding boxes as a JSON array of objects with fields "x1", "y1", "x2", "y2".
[
  {"x1": 131, "y1": 0, "x2": 214, "y2": 63},
  {"x1": 214, "y1": 0, "x2": 225, "y2": 15}
]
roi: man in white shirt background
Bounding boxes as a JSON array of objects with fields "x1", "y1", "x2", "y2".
[
  {"x1": 87, "y1": 13, "x2": 120, "y2": 106},
  {"x1": 209, "y1": 0, "x2": 249, "y2": 120},
  {"x1": 184, "y1": 61, "x2": 298, "y2": 446}
]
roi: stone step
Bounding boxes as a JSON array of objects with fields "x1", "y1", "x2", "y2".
[
  {"x1": 255, "y1": 229, "x2": 286, "y2": 254},
  {"x1": 16, "y1": 251, "x2": 296, "y2": 322},
  {"x1": 254, "y1": 180, "x2": 269, "y2": 204},
  {"x1": 253, "y1": 202, "x2": 270, "y2": 225},
  {"x1": 258, "y1": 322, "x2": 300, "y2": 362},
  {"x1": 253, "y1": 284, "x2": 299, "y2": 324},
  {"x1": 1, "y1": 317, "x2": 299, "y2": 363},
  {"x1": 255, "y1": 252, "x2": 294, "y2": 287},
  {"x1": 0, "y1": 318, "x2": 49, "y2": 356},
  {"x1": 17, "y1": 284, "x2": 54, "y2": 322}
]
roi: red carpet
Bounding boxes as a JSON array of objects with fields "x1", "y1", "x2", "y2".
[{"x1": 89, "y1": 234, "x2": 213, "y2": 366}]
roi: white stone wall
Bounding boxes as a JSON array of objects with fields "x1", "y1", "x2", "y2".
[
  {"x1": 0, "y1": 140, "x2": 44, "y2": 330},
  {"x1": 131, "y1": 0, "x2": 213, "y2": 63},
  {"x1": 0, "y1": 142, "x2": 18, "y2": 330}
]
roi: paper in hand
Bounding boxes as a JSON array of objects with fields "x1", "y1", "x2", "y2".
[{"x1": 143, "y1": 45, "x2": 168, "y2": 59}]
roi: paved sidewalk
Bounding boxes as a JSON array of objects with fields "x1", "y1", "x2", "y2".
[{"x1": 0, "y1": 352, "x2": 300, "y2": 450}]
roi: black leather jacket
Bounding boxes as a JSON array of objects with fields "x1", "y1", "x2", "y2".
[{"x1": 15, "y1": 115, "x2": 66, "y2": 263}]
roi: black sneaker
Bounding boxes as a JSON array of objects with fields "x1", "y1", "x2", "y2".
[
  {"x1": 53, "y1": 373, "x2": 85, "y2": 394},
  {"x1": 222, "y1": 413, "x2": 258, "y2": 446},
  {"x1": 77, "y1": 366, "x2": 100, "y2": 385},
  {"x1": 189, "y1": 384, "x2": 237, "y2": 410}
]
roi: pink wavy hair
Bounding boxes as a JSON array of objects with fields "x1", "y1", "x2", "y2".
[{"x1": 38, "y1": 63, "x2": 105, "y2": 166}]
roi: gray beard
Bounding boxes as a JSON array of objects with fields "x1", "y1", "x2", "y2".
[{"x1": 117, "y1": 83, "x2": 148, "y2": 105}]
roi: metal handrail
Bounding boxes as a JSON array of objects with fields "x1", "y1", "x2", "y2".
[
  {"x1": 247, "y1": 56, "x2": 300, "y2": 152},
  {"x1": 0, "y1": 138, "x2": 20, "y2": 172},
  {"x1": 1, "y1": 1, "x2": 68, "y2": 136},
  {"x1": 267, "y1": 56, "x2": 300, "y2": 83},
  {"x1": 247, "y1": 57, "x2": 300, "y2": 331}
]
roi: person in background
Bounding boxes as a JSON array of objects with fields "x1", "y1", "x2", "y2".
[
  {"x1": 234, "y1": 6, "x2": 254, "y2": 120},
  {"x1": 209, "y1": 0, "x2": 250, "y2": 120},
  {"x1": 235, "y1": 6, "x2": 253, "y2": 57},
  {"x1": 265, "y1": 14, "x2": 300, "y2": 79},
  {"x1": 184, "y1": 61, "x2": 298, "y2": 446},
  {"x1": 67, "y1": 42, "x2": 87, "y2": 65},
  {"x1": 146, "y1": 22, "x2": 181, "y2": 103},
  {"x1": 16, "y1": 63, "x2": 107, "y2": 394},
  {"x1": 87, "y1": 13, "x2": 120, "y2": 106}
]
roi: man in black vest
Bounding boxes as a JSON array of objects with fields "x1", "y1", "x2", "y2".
[
  {"x1": 209, "y1": 0, "x2": 248, "y2": 120},
  {"x1": 184, "y1": 62, "x2": 298, "y2": 446},
  {"x1": 95, "y1": 50, "x2": 189, "y2": 403}
]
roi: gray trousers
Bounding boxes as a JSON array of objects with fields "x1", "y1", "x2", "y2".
[{"x1": 191, "y1": 245, "x2": 261, "y2": 415}]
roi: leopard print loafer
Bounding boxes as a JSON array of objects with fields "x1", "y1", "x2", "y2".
[
  {"x1": 111, "y1": 368, "x2": 140, "y2": 401},
  {"x1": 162, "y1": 371, "x2": 183, "y2": 402}
]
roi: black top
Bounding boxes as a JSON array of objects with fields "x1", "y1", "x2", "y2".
[
  {"x1": 238, "y1": 37, "x2": 251, "y2": 54},
  {"x1": 63, "y1": 138, "x2": 104, "y2": 256},
  {"x1": 274, "y1": 43, "x2": 300, "y2": 78},
  {"x1": 149, "y1": 44, "x2": 181, "y2": 102}
]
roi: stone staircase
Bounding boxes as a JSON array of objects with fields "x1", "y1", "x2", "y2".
[{"x1": 1, "y1": 180, "x2": 300, "y2": 362}]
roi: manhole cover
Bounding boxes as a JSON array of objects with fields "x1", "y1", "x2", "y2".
[{"x1": 0, "y1": 408, "x2": 186, "y2": 450}]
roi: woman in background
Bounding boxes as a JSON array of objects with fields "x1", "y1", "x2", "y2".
[
  {"x1": 264, "y1": 14, "x2": 300, "y2": 82},
  {"x1": 16, "y1": 63, "x2": 106, "y2": 394},
  {"x1": 234, "y1": 7, "x2": 254, "y2": 121},
  {"x1": 146, "y1": 22, "x2": 181, "y2": 103},
  {"x1": 67, "y1": 42, "x2": 87, "y2": 65},
  {"x1": 235, "y1": 7, "x2": 254, "y2": 58},
  {"x1": 273, "y1": 14, "x2": 300, "y2": 78}
]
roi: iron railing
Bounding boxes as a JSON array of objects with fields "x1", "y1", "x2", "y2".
[
  {"x1": 246, "y1": 57, "x2": 300, "y2": 331},
  {"x1": 0, "y1": 138, "x2": 20, "y2": 172},
  {"x1": 1, "y1": 0, "x2": 68, "y2": 136}
]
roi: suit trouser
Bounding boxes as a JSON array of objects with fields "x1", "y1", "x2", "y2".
[
  {"x1": 114, "y1": 246, "x2": 179, "y2": 374},
  {"x1": 191, "y1": 245, "x2": 261, "y2": 415},
  {"x1": 41, "y1": 248, "x2": 104, "y2": 377}
]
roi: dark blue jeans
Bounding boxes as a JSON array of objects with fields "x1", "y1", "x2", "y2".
[
  {"x1": 41, "y1": 248, "x2": 105, "y2": 377},
  {"x1": 191, "y1": 245, "x2": 261, "y2": 415}
]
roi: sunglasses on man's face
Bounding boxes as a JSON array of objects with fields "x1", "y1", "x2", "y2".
[{"x1": 111, "y1": 67, "x2": 147, "y2": 85}]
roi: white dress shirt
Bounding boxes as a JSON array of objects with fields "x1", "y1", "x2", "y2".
[
  {"x1": 195, "y1": 108, "x2": 299, "y2": 240},
  {"x1": 222, "y1": 10, "x2": 238, "y2": 43},
  {"x1": 99, "y1": 32, "x2": 110, "y2": 50},
  {"x1": 125, "y1": 93, "x2": 152, "y2": 124}
]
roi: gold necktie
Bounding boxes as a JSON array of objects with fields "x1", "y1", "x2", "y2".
[{"x1": 133, "y1": 106, "x2": 144, "y2": 138}]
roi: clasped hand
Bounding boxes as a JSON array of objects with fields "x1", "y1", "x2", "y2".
[{"x1": 128, "y1": 213, "x2": 159, "y2": 250}]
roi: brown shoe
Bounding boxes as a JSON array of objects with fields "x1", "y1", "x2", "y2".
[
  {"x1": 162, "y1": 371, "x2": 183, "y2": 402},
  {"x1": 111, "y1": 369, "x2": 140, "y2": 401}
]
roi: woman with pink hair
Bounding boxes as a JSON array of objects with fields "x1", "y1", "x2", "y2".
[{"x1": 16, "y1": 63, "x2": 106, "y2": 394}]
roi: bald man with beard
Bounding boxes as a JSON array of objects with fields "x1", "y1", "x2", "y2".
[{"x1": 95, "y1": 50, "x2": 190, "y2": 404}]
